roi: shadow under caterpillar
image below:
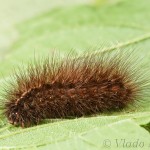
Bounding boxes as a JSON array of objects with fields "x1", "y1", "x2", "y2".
[{"x1": 1, "y1": 49, "x2": 149, "y2": 127}]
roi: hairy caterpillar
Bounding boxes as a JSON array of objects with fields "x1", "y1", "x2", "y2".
[{"x1": 1, "y1": 49, "x2": 149, "y2": 127}]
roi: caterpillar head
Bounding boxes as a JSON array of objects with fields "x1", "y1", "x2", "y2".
[{"x1": 4, "y1": 100, "x2": 41, "y2": 127}]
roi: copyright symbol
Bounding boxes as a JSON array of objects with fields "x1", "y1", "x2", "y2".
[{"x1": 103, "y1": 139, "x2": 111, "y2": 148}]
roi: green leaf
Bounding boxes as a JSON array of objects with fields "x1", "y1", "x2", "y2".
[
  {"x1": 0, "y1": 113, "x2": 150, "y2": 149},
  {"x1": 0, "y1": 0, "x2": 150, "y2": 149}
]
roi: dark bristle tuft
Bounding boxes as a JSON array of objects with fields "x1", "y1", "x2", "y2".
[{"x1": 2, "y1": 49, "x2": 149, "y2": 127}]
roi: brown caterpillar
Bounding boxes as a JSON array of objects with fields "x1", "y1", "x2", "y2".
[{"x1": 1, "y1": 49, "x2": 149, "y2": 127}]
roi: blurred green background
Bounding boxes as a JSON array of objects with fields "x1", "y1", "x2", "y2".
[
  {"x1": 0, "y1": 0, "x2": 150, "y2": 149},
  {"x1": 0, "y1": 0, "x2": 150, "y2": 79}
]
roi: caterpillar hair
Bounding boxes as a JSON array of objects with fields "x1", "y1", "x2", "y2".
[{"x1": 1, "y1": 49, "x2": 149, "y2": 127}]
